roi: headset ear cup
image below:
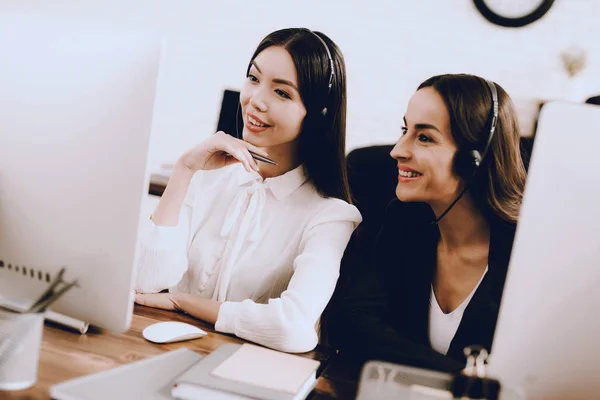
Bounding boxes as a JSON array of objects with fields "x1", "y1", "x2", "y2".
[{"x1": 454, "y1": 149, "x2": 482, "y2": 179}]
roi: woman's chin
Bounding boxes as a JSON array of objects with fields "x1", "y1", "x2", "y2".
[
  {"x1": 395, "y1": 187, "x2": 422, "y2": 203},
  {"x1": 242, "y1": 129, "x2": 269, "y2": 147},
  {"x1": 242, "y1": 130, "x2": 260, "y2": 145}
]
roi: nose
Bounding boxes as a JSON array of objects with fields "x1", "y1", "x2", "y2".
[
  {"x1": 249, "y1": 87, "x2": 268, "y2": 113},
  {"x1": 390, "y1": 135, "x2": 412, "y2": 161}
]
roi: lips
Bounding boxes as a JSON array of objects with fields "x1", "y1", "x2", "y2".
[
  {"x1": 247, "y1": 113, "x2": 271, "y2": 128},
  {"x1": 398, "y1": 165, "x2": 423, "y2": 178},
  {"x1": 398, "y1": 165, "x2": 423, "y2": 180},
  {"x1": 245, "y1": 112, "x2": 272, "y2": 134},
  {"x1": 398, "y1": 169, "x2": 422, "y2": 178}
]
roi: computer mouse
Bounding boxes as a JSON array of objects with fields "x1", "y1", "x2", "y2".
[{"x1": 142, "y1": 321, "x2": 207, "y2": 344}]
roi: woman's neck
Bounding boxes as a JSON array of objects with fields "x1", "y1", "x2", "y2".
[
  {"x1": 257, "y1": 140, "x2": 301, "y2": 179},
  {"x1": 431, "y1": 193, "x2": 490, "y2": 250}
]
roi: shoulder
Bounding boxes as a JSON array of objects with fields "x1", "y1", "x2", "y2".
[
  {"x1": 295, "y1": 196, "x2": 362, "y2": 254},
  {"x1": 373, "y1": 201, "x2": 438, "y2": 271},
  {"x1": 489, "y1": 217, "x2": 518, "y2": 270},
  {"x1": 379, "y1": 200, "x2": 435, "y2": 238},
  {"x1": 303, "y1": 190, "x2": 362, "y2": 229}
]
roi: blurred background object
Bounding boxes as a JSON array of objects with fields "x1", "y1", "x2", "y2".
[{"x1": 1, "y1": 0, "x2": 597, "y2": 189}]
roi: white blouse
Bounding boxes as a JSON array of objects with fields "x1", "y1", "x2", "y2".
[{"x1": 134, "y1": 164, "x2": 362, "y2": 353}]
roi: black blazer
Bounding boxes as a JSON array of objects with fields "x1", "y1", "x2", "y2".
[{"x1": 328, "y1": 200, "x2": 517, "y2": 373}]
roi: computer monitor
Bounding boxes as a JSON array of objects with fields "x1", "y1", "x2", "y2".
[
  {"x1": 489, "y1": 102, "x2": 600, "y2": 399},
  {"x1": 0, "y1": 13, "x2": 162, "y2": 333},
  {"x1": 217, "y1": 89, "x2": 244, "y2": 139}
]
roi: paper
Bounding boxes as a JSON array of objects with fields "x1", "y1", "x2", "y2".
[{"x1": 210, "y1": 344, "x2": 319, "y2": 395}]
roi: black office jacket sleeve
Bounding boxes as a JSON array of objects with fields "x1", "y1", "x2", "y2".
[{"x1": 328, "y1": 200, "x2": 517, "y2": 373}]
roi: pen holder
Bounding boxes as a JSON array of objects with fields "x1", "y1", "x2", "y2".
[{"x1": 0, "y1": 308, "x2": 45, "y2": 391}]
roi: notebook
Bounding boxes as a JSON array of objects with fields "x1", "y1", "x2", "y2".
[
  {"x1": 50, "y1": 348, "x2": 201, "y2": 400},
  {"x1": 172, "y1": 343, "x2": 320, "y2": 400}
]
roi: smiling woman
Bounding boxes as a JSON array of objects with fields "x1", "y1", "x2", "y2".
[
  {"x1": 329, "y1": 74, "x2": 527, "y2": 372},
  {"x1": 133, "y1": 28, "x2": 361, "y2": 354},
  {"x1": 240, "y1": 47, "x2": 307, "y2": 171}
]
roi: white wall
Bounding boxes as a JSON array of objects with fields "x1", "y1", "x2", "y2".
[{"x1": 2, "y1": 0, "x2": 599, "y2": 172}]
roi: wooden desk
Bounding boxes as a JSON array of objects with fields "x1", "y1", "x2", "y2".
[{"x1": 0, "y1": 305, "x2": 359, "y2": 400}]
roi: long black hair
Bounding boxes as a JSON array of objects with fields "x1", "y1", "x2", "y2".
[{"x1": 247, "y1": 28, "x2": 351, "y2": 203}]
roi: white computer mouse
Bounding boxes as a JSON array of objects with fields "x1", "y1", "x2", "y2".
[{"x1": 142, "y1": 321, "x2": 207, "y2": 344}]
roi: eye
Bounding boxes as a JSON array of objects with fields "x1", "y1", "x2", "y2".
[
  {"x1": 418, "y1": 133, "x2": 433, "y2": 143},
  {"x1": 247, "y1": 74, "x2": 258, "y2": 83},
  {"x1": 401, "y1": 126, "x2": 408, "y2": 135},
  {"x1": 274, "y1": 89, "x2": 291, "y2": 99}
]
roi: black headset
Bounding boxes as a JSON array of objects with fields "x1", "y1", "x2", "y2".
[
  {"x1": 453, "y1": 79, "x2": 499, "y2": 179},
  {"x1": 310, "y1": 30, "x2": 334, "y2": 116},
  {"x1": 433, "y1": 78, "x2": 499, "y2": 224}
]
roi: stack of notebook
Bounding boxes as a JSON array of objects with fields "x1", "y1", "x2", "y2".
[
  {"x1": 50, "y1": 343, "x2": 321, "y2": 400},
  {"x1": 173, "y1": 343, "x2": 320, "y2": 400}
]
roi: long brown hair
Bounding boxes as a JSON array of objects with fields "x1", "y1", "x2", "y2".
[
  {"x1": 418, "y1": 74, "x2": 527, "y2": 223},
  {"x1": 248, "y1": 28, "x2": 351, "y2": 203}
]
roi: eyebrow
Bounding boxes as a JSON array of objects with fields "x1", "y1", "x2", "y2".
[
  {"x1": 403, "y1": 116, "x2": 440, "y2": 132},
  {"x1": 250, "y1": 61, "x2": 298, "y2": 92}
]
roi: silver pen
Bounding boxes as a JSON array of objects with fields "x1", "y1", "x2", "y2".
[{"x1": 249, "y1": 151, "x2": 277, "y2": 165}]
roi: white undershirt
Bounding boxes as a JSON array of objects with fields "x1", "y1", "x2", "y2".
[{"x1": 428, "y1": 267, "x2": 488, "y2": 355}]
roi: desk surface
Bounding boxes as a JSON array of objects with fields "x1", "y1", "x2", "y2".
[{"x1": 0, "y1": 305, "x2": 358, "y2": 400}]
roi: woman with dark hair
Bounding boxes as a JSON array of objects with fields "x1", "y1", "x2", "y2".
[
  {"x1": 134, "y1": 28, "x2": 361, "y2": 353},
  {"x1": 328, "y1": 74, "x2": 527, "y2": 371}
]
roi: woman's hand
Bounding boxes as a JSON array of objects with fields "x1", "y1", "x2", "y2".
[
  {"x1": 178, "y1": 131, "x2": 269, "y2": 173},
  {"x1": 135, "y1": 293, "x2": 222, "y2": 325}
]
